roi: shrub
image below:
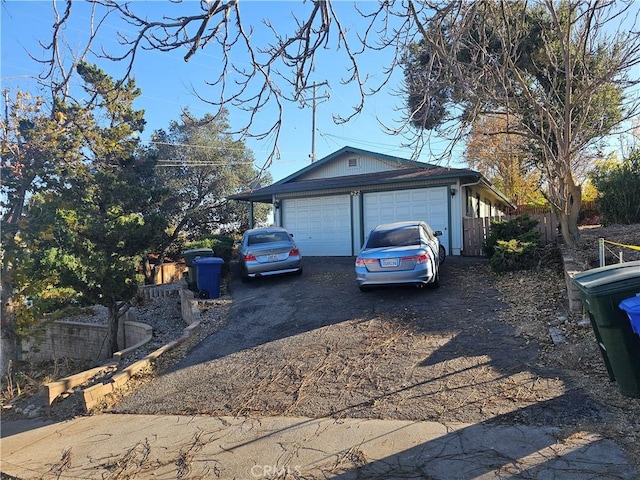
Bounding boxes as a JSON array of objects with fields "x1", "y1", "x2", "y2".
[
  {"x1": 589, "y1": 149, "x2": 640, "y2": 225},
  {"x1": 184, "y1": 234, "x2": 236, "y2": 274},
  {"x1": 483, "y1": 215, "x2": 542, "y2": 272},
  {"x1": 483, "y1": 215, "x2": 540, "y2": 257},
  {"x1": 489, "y1": 239, "x2": 539, "y2": 272}
]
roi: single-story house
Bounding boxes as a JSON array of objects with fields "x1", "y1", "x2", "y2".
[{"x1": 230, "y1": 146, "x2": 514, "y2": 257}]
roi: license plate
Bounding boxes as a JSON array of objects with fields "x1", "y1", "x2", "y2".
[
  {"x1": 380, "y1": 258, "x2": 399, "y2": 268},
  {"x1": 267, "y1": 254, "x2": 278, "y2": 262}
]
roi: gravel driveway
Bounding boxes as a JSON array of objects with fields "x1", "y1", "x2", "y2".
[{"x1": 112, "y1": 256, "x2": 605, "y2": 426}]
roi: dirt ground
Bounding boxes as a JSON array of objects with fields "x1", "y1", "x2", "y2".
[
  {"x1": 4, "y1": 223, "x2": 640, "y2": 471},
  {"x1": 104, "y1": 224, "x2": 640, "y2": 469}
]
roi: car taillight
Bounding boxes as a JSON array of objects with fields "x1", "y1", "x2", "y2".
[
  {"x1": 402, "y1": 253, "x2": 429, "y2": 264},
  {"x1": 244, "y1": 253, "x2": 257, "y2": 261},
  {"x1": 416, "y1": 253, "x2": 429, "y2": 263},
  {"x1": 289, "y1": 248, "x2": 300, "y2": 257},
  {"x1": 355, "y1": 257, "x2": 377, "y2": 267}
]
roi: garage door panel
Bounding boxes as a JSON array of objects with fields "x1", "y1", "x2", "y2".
[
  {"x1": 282, "y1": 195, "x2": 352, "y2": 256},
  {"x1": 364, "y1": 187, "x2": 449, "y2": 252}
]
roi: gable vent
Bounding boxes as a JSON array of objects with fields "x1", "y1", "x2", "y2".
[{"x1": 348, "y1": 158, "x2": 358, "y2": 167}]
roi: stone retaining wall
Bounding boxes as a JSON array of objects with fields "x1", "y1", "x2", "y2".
[
  {"x1": 139, "y1": 283, "x2": 182, "y2": 300},
  {"x1": 43, "y1": 284, "x2": 209, "y2": 408},
  {"x1": 22, "y1": 309, "x2": 149, "y2": 362},
  {"x1": 562, "y1": 253, "x2": 587, "y2": 314},
  {"x1": 23, "y1": 283, "x2": 184, "y2": 362}
]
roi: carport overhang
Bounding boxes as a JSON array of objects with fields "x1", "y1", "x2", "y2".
[{"x1": 228, "y1": 191, "x2": 275, "y2": 229}]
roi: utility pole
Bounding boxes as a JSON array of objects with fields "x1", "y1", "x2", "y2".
[
  {"x1": 4, "y1": 90, "x2": 9, "y2": 127},
  {"x1": 300, "y1": 81, "x2": 329, "y2": 162}
]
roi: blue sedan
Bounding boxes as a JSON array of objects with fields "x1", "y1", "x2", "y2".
[{"x1": 355, "y1": 221, "x2": 442, "y2": 292}]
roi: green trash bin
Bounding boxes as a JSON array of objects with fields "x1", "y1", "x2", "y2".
[
  {"x1": 572, "y1": 260, "x2": 640, "y2": 398},
  {"x1": 181, "y1": 248, "x2": 215, "y2": 291}
]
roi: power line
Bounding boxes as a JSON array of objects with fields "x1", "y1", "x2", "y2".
[
  {"x1": 155, "y1": 159, "x2": 255, "y2": 167},
  {"x1": 149, "y1": 140, "x2": 252, "y2": 152}
]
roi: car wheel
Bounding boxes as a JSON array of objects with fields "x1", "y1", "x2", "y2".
[{"x1": 439, "y1": 244, "x2": 446, "y2": 265}]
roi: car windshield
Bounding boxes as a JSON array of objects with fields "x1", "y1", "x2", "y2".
[
  {"x1": 366, "y1": 227, "x2": 420, "y2": 248},
  {"x1": 247, "y1": 232, "x2": 290, "y2": 245}
]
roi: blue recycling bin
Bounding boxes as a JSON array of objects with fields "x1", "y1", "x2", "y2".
[
  {"x1": 620, "y1": 295, "x2": 640, "y2": 336},
  {"x1": 193, "y1": 257, "x2": 224, "y2": 299},
  {"x1": 181, "y1": 248, "x2": 215, "y2": 291}
]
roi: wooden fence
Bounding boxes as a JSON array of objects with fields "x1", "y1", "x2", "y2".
[
  {"x1": 462, "y1": 212, "x2": 558, "y2": 256},
  {"x1": 151, "y1": 262, "x2": 186, "y2": 285}
]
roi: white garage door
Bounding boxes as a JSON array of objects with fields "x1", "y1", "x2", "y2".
[
  {"x1": 363, "y1": 187, "x2": 449, "y2": 251},
  {"x1": 282, "y1": 195, "x2": 352, "y2": 256}
]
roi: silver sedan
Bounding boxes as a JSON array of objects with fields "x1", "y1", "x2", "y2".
[
  {"x1": 238, "y1": 227, "x2": 303, "y2": 281},
  {"x1": 355, "y1": 221, "x2": 442, "y2": 291}
]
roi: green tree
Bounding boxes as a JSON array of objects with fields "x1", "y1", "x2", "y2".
[
  {"x1": 145, "y1": 110, "x2": 271, "y2": 271},
  {"x1": 590, "y1": 149, "x2": 640, "y2": 225},
  {"x1": 2, "y1": 63, "x2": 166, "y2": 365},
  {"x1": 1, "y1": 91, "x2": 87, "y2": 376},
  {"x1": 402, "y1": 1, "x2": 639, "y2": 247},
  {"x1": 44, "y1": 167, "x2": 164, "y2": 355},
  {"x1": 48, "y1": 63, "x2": 164, "y2": 355}
]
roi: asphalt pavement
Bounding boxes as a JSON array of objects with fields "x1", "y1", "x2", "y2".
[{"x1": 2, "y1": 257, "x2": 638, "y2": 478}]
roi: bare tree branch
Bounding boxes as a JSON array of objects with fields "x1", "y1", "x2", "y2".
[
  {"x1": 24, "y1": 0, "x2": 640, "y2": 188},
  {"x1": 32, "y1": 1, "x2": 424, "y2": 173}
]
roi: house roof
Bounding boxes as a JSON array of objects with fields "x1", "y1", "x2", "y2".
[
  {"x1": 273, "y1": 145, "x2": 431, "y2": 185},
  {"x1": 230, "y1": 146, "x2": 513, "y2": 206}
]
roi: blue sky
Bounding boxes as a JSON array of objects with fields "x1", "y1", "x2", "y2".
[
  {"x1": 1, "y1": 1, "x2": 461, "y2": 182},
  {"x1": 3, "y1": 1, "x2": 637, "y2": 184}
]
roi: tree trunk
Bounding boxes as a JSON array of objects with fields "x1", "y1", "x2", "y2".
[
  {"x1": 552, "y1": 180, "x2": 582, "y2": 248},
  {"x1": 0, "y1": 308, "x2": 18, "y2": 378},
  {"x1": 143, "y1": 255, "x2": 154, "y2": 285},
  {"x1": 107, "y1": 303, "x2": 120, "y2": 356},
  {"x1": 1, "y1": 179, "x2": 33, "y2": 377},
  {"x1": 1, "y1": 259, "x2": 18, "y2": 377}
]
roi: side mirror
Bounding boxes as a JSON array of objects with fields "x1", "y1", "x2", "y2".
[
  {"x1": 434, "y1": 230, "x2": 443, "y2": 236},
  {"x1": 289, "y1": 233, "x2": 294, "y2": 238}
]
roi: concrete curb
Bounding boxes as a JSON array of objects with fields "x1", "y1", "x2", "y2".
[
  {"x1": 81, "y1": 318, "x2": 203, "y2": 411},
  {"x1": 43, "y1": 286, "x2": 205, "y2": 411},
  {"x1": 44, "y1": 364, "x2": 118, "y2": 405}
]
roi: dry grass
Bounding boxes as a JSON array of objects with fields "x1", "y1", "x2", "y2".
[{"x1": 1, "y1": 358, "x2": 92, "y2": 405}]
